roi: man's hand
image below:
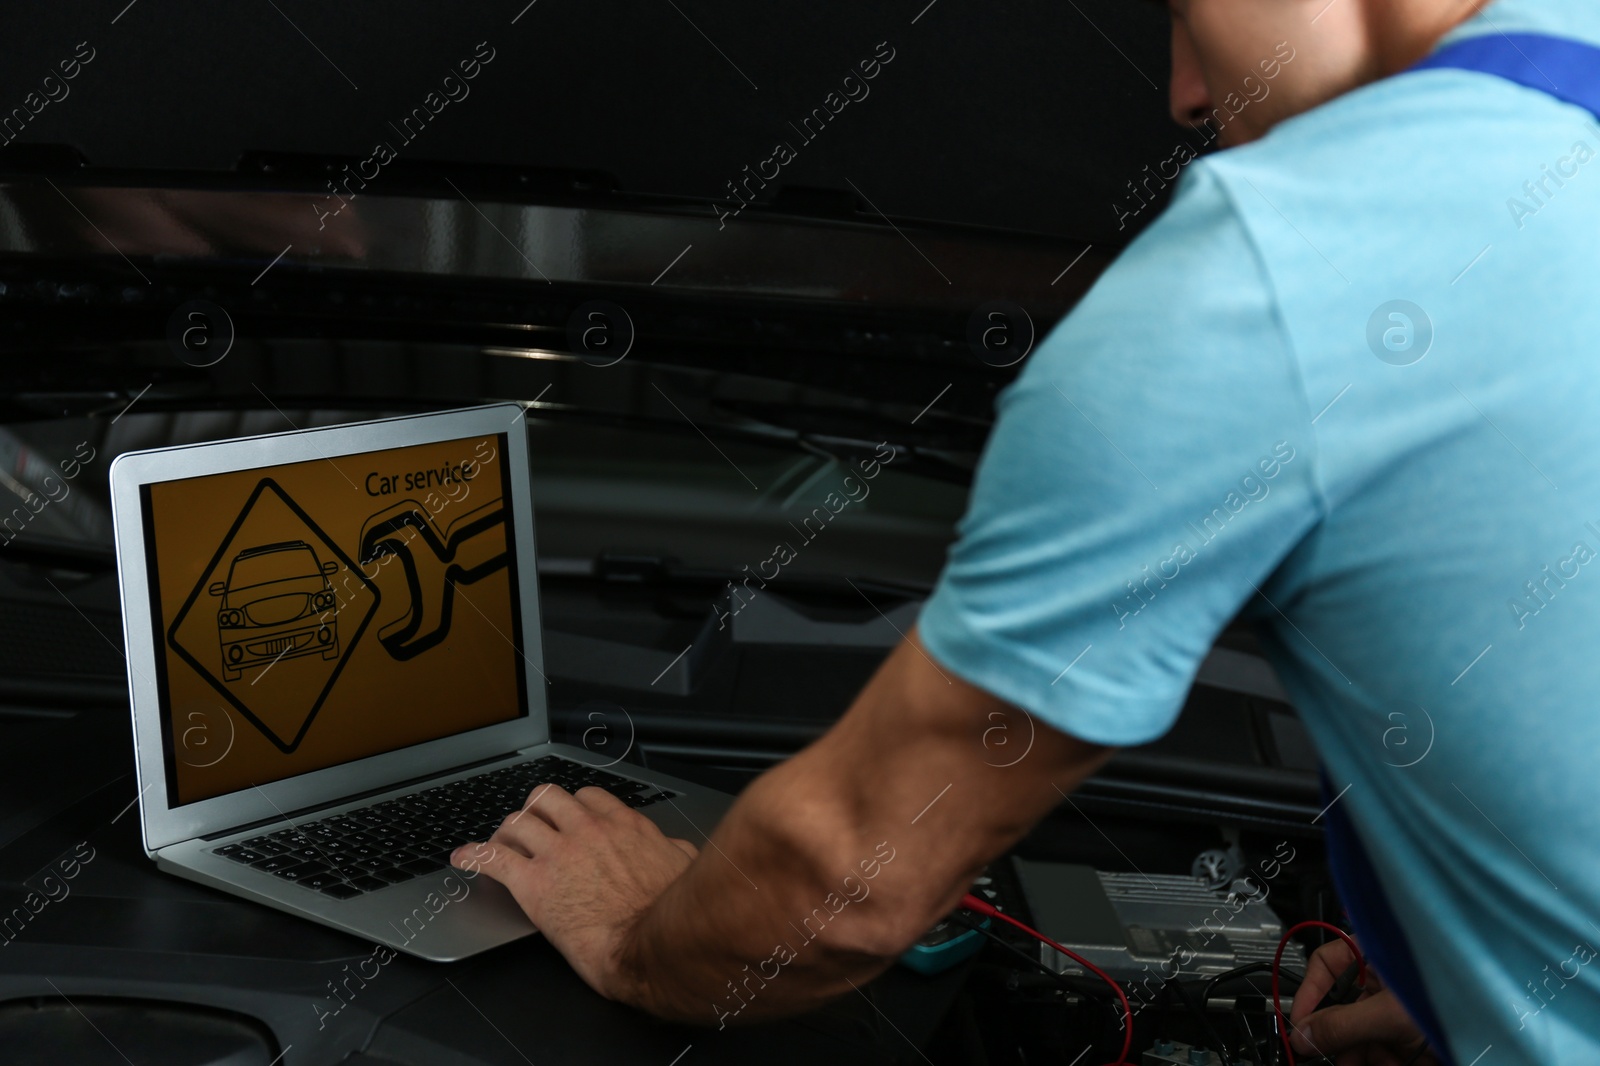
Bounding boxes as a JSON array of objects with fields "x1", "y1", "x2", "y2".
[
  {"x1": 1289, "y1": 938, "x2": 1437, "y2": 1065},
  {"x1": 452, "y1": 785, "x2": 699, "y2": 1003}
]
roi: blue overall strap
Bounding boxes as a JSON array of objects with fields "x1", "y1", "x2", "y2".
[
  {"x1": 1318, "y1": 774, "x2": 1457, "y2": 1066},
  {"x1": 1412, "y1": 32, "x2": 1600, "y2": 121}
]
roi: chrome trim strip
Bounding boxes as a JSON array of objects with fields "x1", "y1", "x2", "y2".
[{"x1": 0, "y1": 182, "x2": 1102, "y2": 310}]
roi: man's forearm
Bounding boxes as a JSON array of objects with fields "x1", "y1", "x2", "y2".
[
  {"x1": 616, "y1": 755, "x2": 907, "y2": 1025},
  {"x1": 613, "y1": 631, "x2": 1114, "y2": 1025}
]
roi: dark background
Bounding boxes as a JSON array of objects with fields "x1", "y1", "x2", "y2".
[{"x1": 0, "y1": 0, "x2": 1178, "y2": 245}]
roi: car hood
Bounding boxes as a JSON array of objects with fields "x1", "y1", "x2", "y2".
[
  {"x1": 1, "y1": 2, "x2": 1173, "y2": 245},
  {"x1": 0, "y1": 1, "x2": 1187, "y2": 482}
]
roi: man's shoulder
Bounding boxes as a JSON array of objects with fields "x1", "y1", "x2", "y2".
[
  {"x1": 1201, "y1": 58, "x2": 1590, "y2": 219},
  {"x1": 1099, "y1": 67, "x2": 1492, "y2": 302},
  {"x1": 1166, "y1": 61, "x2": 1597, "y2": 315}
]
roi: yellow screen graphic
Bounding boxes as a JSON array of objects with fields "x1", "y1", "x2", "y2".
[{"x1": 145, "y1": 433, "x2": 524, "y2": 805}]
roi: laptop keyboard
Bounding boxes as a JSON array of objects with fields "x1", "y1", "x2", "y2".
[{"x1": 212, "y1": 756, "x2": 677, "y2": 900}]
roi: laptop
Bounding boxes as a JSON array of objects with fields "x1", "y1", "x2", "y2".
[{"x1": 108, "y1": 402, "x2": 733, "y2": 961}]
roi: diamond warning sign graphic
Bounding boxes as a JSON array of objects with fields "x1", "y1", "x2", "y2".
[{"x1": 166, "y1": 478, "x2": 378, "y2": 754}]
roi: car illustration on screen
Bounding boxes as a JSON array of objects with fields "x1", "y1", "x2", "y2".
[{"x1": 208, "y1": 540, "x2": 341, "y2": 681}]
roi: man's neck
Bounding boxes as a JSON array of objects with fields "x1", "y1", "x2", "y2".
[{"x1": 1369, "y1": 0, "x2": 1495, "y2": 76}]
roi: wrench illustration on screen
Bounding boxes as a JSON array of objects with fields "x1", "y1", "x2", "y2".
[{"x1": 357, "y1": 498, "x2": 509, "y2": 661}]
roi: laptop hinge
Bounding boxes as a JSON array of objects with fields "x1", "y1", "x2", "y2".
[{"x1": 199, "y1": 751, "x2": 519, "y2": 841}]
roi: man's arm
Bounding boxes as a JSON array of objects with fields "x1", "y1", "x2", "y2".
[
  {"x1": 455, "y1": 159, "x2": 1322, "y2": 1025},
  {"x1": 456, "y1": 627, "x2": 1113, "y2": 1025}
]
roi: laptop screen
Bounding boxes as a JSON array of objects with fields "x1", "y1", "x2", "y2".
[{"x1": 138, "y1": 431, "x2": 529, "y2": 806}]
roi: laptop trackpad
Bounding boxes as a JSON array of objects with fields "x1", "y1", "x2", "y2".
[{"x1": 374, "y1": 867, "x2": 535, "y2": 961}]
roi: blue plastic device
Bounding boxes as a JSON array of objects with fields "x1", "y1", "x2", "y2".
[{"x1": 899, "y1": 915, "x2": 990, "y2": 975}]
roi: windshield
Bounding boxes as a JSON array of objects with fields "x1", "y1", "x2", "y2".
[
  {"x1": 0, "y1": 425, "x2": 111, "y2": 548},
  {"x1": 226, "y1": 545, "x2": 321, "y2": 590},
  {"x1": 0, "y1": 410, "x2": 967, "y2": 592}
]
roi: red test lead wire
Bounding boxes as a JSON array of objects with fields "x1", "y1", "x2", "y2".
[
  {"x1": 1271, "y1": 920, "x2": 1367, "y2": 1066},
  {"x1": 959, "y1": 893, "x2": 1135, "y2": 1066}
]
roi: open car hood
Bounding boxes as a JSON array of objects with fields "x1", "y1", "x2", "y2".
[
  {"x1": 1, "y1": 0, "x2": 1173, "y2": 244},
  {"x1": 0, "y1": 179, "x2": 1112, "y2": 478},
  {"x1": 0, "y1": 0, "x2": 1185, "y2": 456}
]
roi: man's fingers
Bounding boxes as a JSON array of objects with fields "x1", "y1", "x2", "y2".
[
  {"x1": 491, "y1": 805, "x2": 560, "y2": 857},
  {"x1": 451, "y1": 839, "x2": 525, "y2": 884},
  {"x1": 1289, "y1": 993, "x2": 1422, "y2": 1057},
  {"x1": 512, "y1": 782, "x2": 589, "y2": 830},
  {"x1": 572, "y1": 784, "x2": 632, "y2": 817},
  {"x1": 669, "y1": 837, "x2": 699, "y2": 859},
  {"x1": 1290, "y1": 939, "x2": 1360, "y2": 1025}
]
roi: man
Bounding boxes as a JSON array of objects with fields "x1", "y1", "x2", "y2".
[{"x1": 457, "y1": 0, "x2": 1600, "y2": 1060}]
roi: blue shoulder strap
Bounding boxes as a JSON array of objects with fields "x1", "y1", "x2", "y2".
[{"x1": 1412, "y1": 32, "x2": 1600, "y2": 120}]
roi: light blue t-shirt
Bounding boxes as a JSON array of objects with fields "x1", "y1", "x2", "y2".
[{"x1": 919, "y1": 2, "x2": 1600, "y2": 1061}]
